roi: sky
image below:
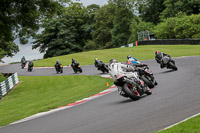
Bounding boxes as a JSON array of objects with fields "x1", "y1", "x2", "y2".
[{"x1": 1, "y1": 0, "x2": 107, "y2": 64}]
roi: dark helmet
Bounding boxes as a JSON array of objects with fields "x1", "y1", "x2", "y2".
[
  {"x1": 127, "y1": 55, "x2": 132, "y2": 59},
  {"x1": 109, "y1": 59, "x2": 117, "y2": 64},
  {"x1": 155, "y1": 51, "x2": 160, "y2": 55}
]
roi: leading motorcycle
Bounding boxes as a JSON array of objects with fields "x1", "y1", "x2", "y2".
[{"x1": 161, "y1": 56, "x2": 178, "y2": 71}]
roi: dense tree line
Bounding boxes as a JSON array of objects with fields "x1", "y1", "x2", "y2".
[{"x1": 1, "y1": 0, "x2": 200, "y2": 59}]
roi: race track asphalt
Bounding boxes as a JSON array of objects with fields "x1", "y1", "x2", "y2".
[{"x1": 0, "y1": 56, "x2": 200, "y2": 133}]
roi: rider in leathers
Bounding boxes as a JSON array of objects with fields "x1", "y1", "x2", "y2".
[
  {"x1": 109, "y1": 59, "x2": 137, "y2": 82},
  {"x1": 109, "y1": 59, "x2": 140, "y2": 96},
  {"x1": 155, "y1": 51, "x2": 175, "y2": 68},
  {"x1": 94, "y1": 58, "x2": 104, "y2": 70},
  {"x1": 127, "y1": 55, "x2": 148, "y2": 68}
]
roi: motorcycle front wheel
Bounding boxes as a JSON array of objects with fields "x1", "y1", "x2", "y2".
[
  {"x1": 168, "y1": 62, "x2": 178, "y2": 71},
  {"x1": 123, "y1": 83, "x2": 140, "y2": 100},
  {"x1": 140, "y1": 75, "x2": 154, "y2": 88}
]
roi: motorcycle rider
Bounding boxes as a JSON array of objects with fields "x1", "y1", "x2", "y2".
[
  {"x1": 109, "y1": 59, "x2": 137, "y2": 81},
  {"x1": 21, "y1": 56, "x2": 26, "y2": 62},
  {"x1": 155, "y1": 51, "x2": 175, "y2": 68},
  {"x1": 21, "y1": 56, "x2": 26, "y2": 69},
  {"x1": 28, "y1": 61, "x2": 34, "y2": 71},
  {"x1": 94, "y1": 58, "x2": 103, "y2": 70},
  {"x1": 21, "y1": 56, "x2": 26, "y2": 64},
  {"x1": 55, "y1": 60, "x2": 62, "y2": 68},
  {"x1": 127, "y1": 55, "x2": 148, "y2": 68}
]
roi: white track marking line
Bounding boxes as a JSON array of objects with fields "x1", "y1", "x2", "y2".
[{"x1": 159, "y1": 112, "x2": 200, "y2": 132}]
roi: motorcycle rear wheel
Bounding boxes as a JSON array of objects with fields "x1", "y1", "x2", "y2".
[{"x1": 123, "y1": 83, "x2": 140, "y2": 100}]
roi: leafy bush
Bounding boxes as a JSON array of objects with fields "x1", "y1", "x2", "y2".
[{"x1": 154, "y1": 14, "x2": 200, "y2": 39}]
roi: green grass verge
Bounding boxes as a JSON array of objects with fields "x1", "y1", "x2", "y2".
[
  {"x1": 0, "y1": 73, "x2": 6, "y2": 82},
  {"x1": 33, "y1": 45, "x2": 200, "y2": 67},
  {"x1": 158, "y1": 115, "x2": 200, "y2": 133},
  {"x1": 0, "y1": 75, "x2": 113, "y2": 127}
]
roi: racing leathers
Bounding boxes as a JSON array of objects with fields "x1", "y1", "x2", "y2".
[
  {"x1": 109, "y1": 62, "x2": 136, "y2": 81},
  {"x1": 109, "y1": 62, "x2": 139, "y2": 96},
  {"x1": 155, "y1": 52, "x2": 173, "y2": 68}
]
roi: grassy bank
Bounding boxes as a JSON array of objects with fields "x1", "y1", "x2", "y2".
[
  {"x1": 0, "y1": 75, "x2": 113, "y2": 127},
  {"x1": 158, "y1": 115, "x2": 200, "y2": 133},
  {"x1": 33, "y1": 45, "x2": 200, "y2": 67},
  {"x1": 0, "y1": 73, "x2": 6, "y2": 82}
]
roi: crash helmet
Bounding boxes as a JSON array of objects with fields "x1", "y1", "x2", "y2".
[
  {"x1": 109, "y1": 59, "x2": 117, "y2": 64},
  {"x1": 127, "y1": 55, "x2": 132, "y2": 59},
  {"x1": 155, "y1": 51, "x2": 160, "y2": 55},
  {"x1": 56, "y1": 60, "x2": 59, "y2": 64}
]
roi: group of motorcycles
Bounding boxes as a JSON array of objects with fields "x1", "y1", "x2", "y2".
[
  {"x1": 55, "y1": 61, "x2": 83, "y2": 74},
  {"x1": 21, "y1": 61, "x2": 33, "y2": 72},
  {"x1": 20, "y1": 53, "x2": 177, "y2": 101},
  {"x1": 110, "y1": 54, "x2": 178, "y2": 101}
]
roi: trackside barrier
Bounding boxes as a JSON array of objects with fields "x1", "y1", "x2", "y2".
[{"x1": 0, "y1": 73, "x2": 19, "y2": 99}]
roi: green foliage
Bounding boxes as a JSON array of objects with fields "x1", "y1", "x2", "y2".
[
  {"x1": 87, "y1": 4, "x2": 115, "y2": 50},
  {"x1": 111, "y1": 6, "x2": 134, "y2": 47},
  {"x1": 154, "y1": 14, "x2": 200, "y2": 39},
  {"x1": 0, "y1": 75, "x2": 113, "y2": 126},
  {"x1": 160, "y1": 0, "x2": 200, "y2": 20},
  {"x1": 137, "y1": 0, "x2": 166, "y2": 24},
  {"x1": 0, "y1": 0, "x2": 69, "y2": 59},
  {"x1": 33, "y1": 2, "x2": 92, "y2": 58},
  {"x1": 128, "y1": 17, "x2": 155, "y2": 43}
]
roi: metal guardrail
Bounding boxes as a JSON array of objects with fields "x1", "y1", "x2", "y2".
[{"x1": 0, "y1": 73, "x2": 19, "y2": 99}]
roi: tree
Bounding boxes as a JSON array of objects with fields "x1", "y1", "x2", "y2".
[
  {"x1": 108, "y1": 0, "x2": 135, "y2": 47},
  {"x1": 154, "y1": 14, "x2": 200, "y2": 39},
  {"x1": 137, "y1": 0, "x2": 166, "y2": 24},
  {"x1": 160, "y1": 0, "x2": 200, "y2": 20},
  {"x1": 33, "y1": 2, "x2": 90, "y2": 58},
  {"x1": 128, "y1": 17, "x2": 155, "y2": 43},
  {"x1": 84, "y1": 4, "x2": 115, "y2": 50},
  {"x1": 0, "y1": 0, "x2": 69, "y2": 60}
]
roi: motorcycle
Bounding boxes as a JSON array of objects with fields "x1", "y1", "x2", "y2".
[
  {"x1": 114, "y1": 72, "x2": 152, "y2": 100},
  {"x1": 71, "y1": 62, "x2": 82, "y2": 73},
  {"x1": 21, "y1": 61, "x2": 26, "y2": 69},
  {"x1": 136, "y1": 66, "x2": 158, "y2": 88},
  {"x1": 95, "y1": 62, "x2": 109, "y2": 73},
  {"x1": 127, "y1": 62, "x2": 157, "y2": 88},
  {"x1": 161, "y1": 56, "x2": 178, "y2": 71},
  {"x1": 28, "y1": 62, "x2": 33, "y2": 72},
  {"x1": 55, "y1": 64, "x2": 63, "y2": 73}
]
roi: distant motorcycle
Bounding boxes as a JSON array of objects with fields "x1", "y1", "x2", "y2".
[
  {"x1": 95, "y1": 62, "x2": 109, "y2": 73},
  {"x1": 161, "y1": 56, "x2": 178, "y2": 71},
  {"x1": 114, "y1": 72, "x2": 152, "y2": 100},
  {"x1": 55, "y1": 64, "x2": 63, "y2": 73},
  {"x1": 21, "y1": 61, "x2": 26, "y2": 69},
  {"x1": 28, "y1": 61, "x2": 33, "y2": 72},
  {"x1": 71, "y1": 62, "x2": 82, "y2": 73}
]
